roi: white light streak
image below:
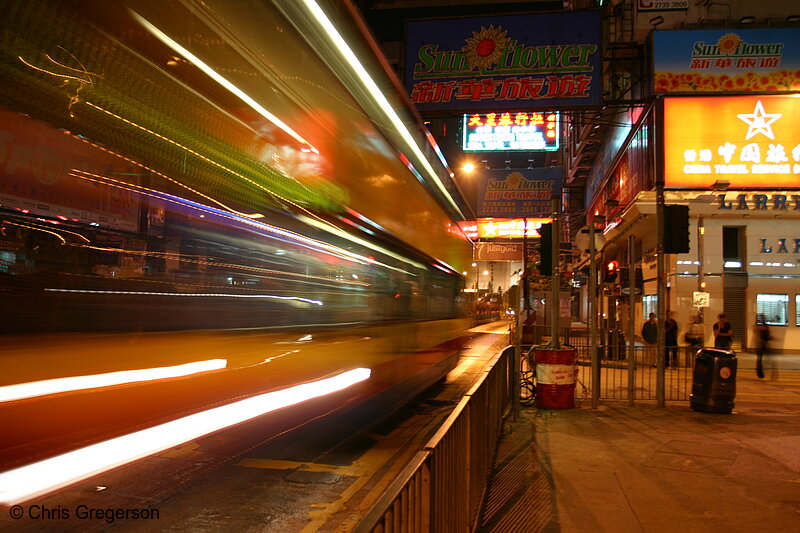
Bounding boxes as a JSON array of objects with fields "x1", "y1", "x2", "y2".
[
  {"x1": 44, "y1": 288, "x2": 324, "y2": 306},
  {"x1": 300, "y1": 0, "x2": 464, "y2": 218},
  {"x1": 131, "y1": 12, "x2": 316, "y2": 151},
  {"x1": 0, "y1": 359, "x2": 227, "y2": 403},
  {"x1": 0, "y1": 368, "x2": 371, "y2": 505}
]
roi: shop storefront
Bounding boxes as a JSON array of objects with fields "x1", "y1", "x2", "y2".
[{"x1": 581, "y1": 92, "x2": 800, "y2": 353}]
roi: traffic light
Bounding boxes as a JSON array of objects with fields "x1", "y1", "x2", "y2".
[
  {"x1": 604, "y1": 260, "x2": 619, "y2": 283},
  {"x1": 539, "y1": 223, "x2": 552, "y2": 276},
  {"x1": 664, "y1": 204, "x2": 690, "y2": 254}
]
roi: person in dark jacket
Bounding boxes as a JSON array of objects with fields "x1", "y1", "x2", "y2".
[
  {"x1": 713, "y1": 314, "x2": 733, "y2": 349},
  {"x1": 641, "y1": 313, "x2": 658, "y2": 365},
  {"x1": 664, "y1": 312, "x2": 678, "y2": 368},
  {"x1": 754, "y1": 315, "x2": 771, "y2": 379}
]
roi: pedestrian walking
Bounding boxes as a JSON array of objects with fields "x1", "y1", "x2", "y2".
[
  {"x1": 685, "y1": 315, "x2": 704, "y2": 347},
  {"x1": 641, "y1": 312, "x2": 658, "y2": 366},
  {"x1": 665, "y1": 312, "x2": 678, "y2": 368},
  {"x1": 713, "y1": 313, "x2": 733, "y2": 349},
  {"x1": 754, "y1": 315, "x2": 771, "y2": 379}
]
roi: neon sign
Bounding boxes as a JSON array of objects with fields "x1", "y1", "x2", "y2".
[
  {"x1": 462, "y1": 112, "x2": 559, "y2": 152},
  {"x1": 458, "y1": 217, "x2": 551, "y2": 239}
]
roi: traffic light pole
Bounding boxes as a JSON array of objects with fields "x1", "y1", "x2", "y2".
[
  {"x1": 550, "y1": 197, "x2": 560, "y2": 349},
  {"x1": 656, "y1": 173, "x2": 666, "y2": 407},
  {"x1": 627, "y1": 234, "x2": 636, "y2": 406}
]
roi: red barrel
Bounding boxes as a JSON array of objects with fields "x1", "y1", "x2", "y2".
[{"x1": 535, "y1": 348, "x2": 577, "y2": 409}]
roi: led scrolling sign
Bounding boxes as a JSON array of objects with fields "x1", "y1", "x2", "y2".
[{"x1": 462, "y1": 111, "x2": 559, "y2": 151}]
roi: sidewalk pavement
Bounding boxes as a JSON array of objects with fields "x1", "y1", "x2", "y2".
[{"x1": 479, "y1": 370, "x2": 800, "y2": 532}]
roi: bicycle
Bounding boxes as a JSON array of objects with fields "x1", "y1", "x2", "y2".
[{"x1": 520, "y1": 348, "x2": 537, "y2": 406}]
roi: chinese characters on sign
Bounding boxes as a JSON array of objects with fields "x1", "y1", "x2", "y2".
[
  {"x1": 411, "y1": 76, "x2": 593, "y2": 105},
  {"x1": 653, "y1": 29, "x2": 800, "y2": 94},
  {"x1": 664, "y1": 95, "x2": 800, "y2": 188},
  {"x1": 458, "y1": 218, "x2": 551, "y2": 240},
  {"x1": 463, "y1": 112, "x2": 559, "y2": 151},
  {"x1": 405, "y1": 12, "x2": 601, "y2": 111}
]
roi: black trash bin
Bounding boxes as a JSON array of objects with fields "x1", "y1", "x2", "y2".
[{"x1": 690, "y1": 348, "x2": 737, "y2": 413}]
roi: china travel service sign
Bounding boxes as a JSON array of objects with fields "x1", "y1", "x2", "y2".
[
  {"x1": 405, "y1": 12, "x2": 601, "y2": 111},
  {"x1": 663, "y1": 95, "x2": 800, "y2": 188},
  {"x1": 653, "y1": 29, "x2": 800, "y2": 94}
]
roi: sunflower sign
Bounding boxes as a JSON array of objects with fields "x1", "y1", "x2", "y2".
[
  {"x1": 404, "y1": 12, "x2": 601, "y2": 111},
  {"x1": 476, "y1": 168, "x2": 562, "y2": 218},
  {"x1": 653, "y1": 29, "x2": 800, "y2": 94}
]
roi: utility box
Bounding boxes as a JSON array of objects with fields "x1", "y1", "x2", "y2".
[{"x1": 690, "y1": 348, "x2": 737, "y2": 414}]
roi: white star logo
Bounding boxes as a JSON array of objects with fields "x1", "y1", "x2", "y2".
[{"x1": 737, "y1": 100, "x2": 781, "y2": 140}]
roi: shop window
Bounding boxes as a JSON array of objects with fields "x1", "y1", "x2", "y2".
[
  {"x1": 756, "y1": 294, "x2": 788, "y2": 326},
  {"x1": 796, "y1": 295, "x2": 800, "y2": 327},
  {"x1": 642, "y1": 295, "x2": 657, "y2": 320},
  {"x1": 722, "y1": 226, "x2": 744, "y2": 270},
  {"x1": 0, "y1": 251, "x2": 14, "y2": 272}
]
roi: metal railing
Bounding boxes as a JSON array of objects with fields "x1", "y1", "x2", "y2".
[
  {"x1": 524, "y1": 325, "x2": 697, "y2": 402},
  {"x1": 353, "y1": 345, "x2": 515, "y2": 533},
  {"x1": 574, "y1": 344, "x2": 696, "y2": 401}
]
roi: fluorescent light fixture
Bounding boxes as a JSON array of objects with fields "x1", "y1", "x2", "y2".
[
  {"x1": 0, "y1": 368, "x2": 370, "y2": 505},
  {"x1": 724, "y1": 261, "x2": 741, "y2": 268},
  {"x1": 0, "y1": 360, "x2": 227, "y2": 403}
]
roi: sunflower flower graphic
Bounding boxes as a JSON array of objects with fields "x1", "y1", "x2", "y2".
[
  {"x1": 717, "y1": 33, "x2": 740, "y2": 55},
  {"x1": 463, "y1": 25, "x2": 510, "y2": 70}
]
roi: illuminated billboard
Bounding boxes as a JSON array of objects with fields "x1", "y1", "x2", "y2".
[
  {"x1": 653, "y1": 29, "x2": 800, "y2": 94},
  {"x1": 462, "y1": 112, "x2": 559, "y2": 151},
  {"x1": 475, "y1": 167, "x2": 562, "y2": 218},
  {"x1": 663, "y1": 95, "x2": 800, "y2": 188},
  {"x1": 405, "y1": 12, "x2": 601, "y2": 111},
  {"x1": 458, "y1": 218, "x2": 550, "y2": 240}
]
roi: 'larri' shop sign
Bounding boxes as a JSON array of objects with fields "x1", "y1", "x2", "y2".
[{"x1": 664, "y1": 95, "x2": 800, "y2": 188}]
